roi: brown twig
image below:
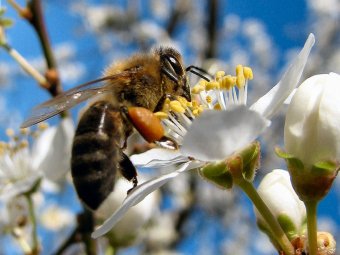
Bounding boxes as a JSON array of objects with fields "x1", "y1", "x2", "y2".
[
  {"x1": 166, "y1": 1, "x2": 187, "y2": 37},
  {"x1": 54, "y1": 209, "x2": 96, "y2": 255},
  {"x1": 26, "y1": 0, "x2": 62, "y2": 97},
  {"x1": 205, "y1": 0, "x2": 218, "y2": 59}
]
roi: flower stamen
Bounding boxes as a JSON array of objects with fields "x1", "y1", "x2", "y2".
[{"x1": 155, "y1": 65, "x2": 254, "y2": 146}]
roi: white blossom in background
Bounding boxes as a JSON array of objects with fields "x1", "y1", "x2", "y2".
[
  {"x1": 95, "y1": 175, "x2": 160, "y2": 246},
  {"x1": 305, "y1": 0, "x2": 340, "y2": 76},
  {"x1": 0, "y1": 118, "x2": 74, "y2": 200},
  {"x1": 92, "y1": 33, "x2": 315, "y2": 238},
  {"x1": 150, "y1": 0, "x2": 171, "y2": 19},
  {"x1": 40, "y1": 205, "x2": 74, "y2": 231},
  {"x1": 145, "y1": 212, "x2": 178, "y2": 249}
]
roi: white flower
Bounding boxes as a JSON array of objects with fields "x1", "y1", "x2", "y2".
[
  {"x1": 92, "y1": 34, "x2": 315, "y2": 238},
  {"x1": 94, "y1": 176, "x2": 159, "y2": 244},
  {"x1": 0, "y1": 118, "x2": 74, "y2": 199},
  {"x1": 40, "y1": 205, "x2": 74, "y2": 231},
  {"x1": 284, "y1": 73, "x2": 340, "y2": 168},
  {"x1": 255, "y1": 169, "x2": 306, "y2": 240}
]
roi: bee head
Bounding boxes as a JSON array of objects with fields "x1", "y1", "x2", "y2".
[{"x1": 158, "y1": 47, "x2": 191, "y2": 102}]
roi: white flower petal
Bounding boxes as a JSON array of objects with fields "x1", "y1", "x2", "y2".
[
  {"x1": 180, "y1": 106, "x2": 270, "y2": 161},
  {"x1": 0, "y1": 149, "x2": 42, "y2": 199},
  {"x1": 31, "y1": 126, "x2": 57, "y2": 169},
  {"x1": 250, "y1": 33, "x2": 315, "y2": 119},
  {"x1": 92, "y1": 161, "x2": 201, "y2": 238},
  {"x1": 130, "y1": 148, "x2": 189, "y2": 168},
  {"x1": 35, "y1": 118, "x2": 74, "y2": 181}
]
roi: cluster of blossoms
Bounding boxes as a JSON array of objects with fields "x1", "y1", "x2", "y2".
[
  {"x1": 92, "y1": 34, "x2": 315, "y2": 238},
  {"x1": 90, "y1": 32, "x2": 337, "y2": 255},
  {"x1": 1, "y1": 29, "x2": 339, "y2": 255}
]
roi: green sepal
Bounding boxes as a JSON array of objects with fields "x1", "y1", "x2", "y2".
[
  {"x1": 275, "y1": 147, "x2": 305, "y2": 175},
  {"x1": 277, "y1": 214, "x2": 298, "y2": 241},
  {"x1": 227, "y1": 142, "x2": 260, "y2": 183},
  {"x1": 200, "y1": 161, "x2": 233, "y2": 189},
  {"x1": 311, "y1": 160, "x2": 338, "y2": 176},
  {"x1": 239, "y1": 141, "x2": 260, "y2": 182},
  {"x1": 201, "y1": 161, "x2": 228, "y2": 177}
]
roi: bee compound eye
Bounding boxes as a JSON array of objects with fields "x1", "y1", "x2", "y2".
[
  {"x1": 167, "y1": 56, "x2": 184, "y2": 76},
  {"x1": 127, "y1": 107, "x2": 164, "y2": 143}
]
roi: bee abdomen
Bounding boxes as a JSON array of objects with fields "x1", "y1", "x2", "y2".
[{"x1": 71, "y1": 101, "x2": 124, "y2": 210}]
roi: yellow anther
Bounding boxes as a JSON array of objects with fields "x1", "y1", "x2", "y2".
[
  {"x1": 236, "y1": 64, "x2": 245, "y2": 88},
  {"x1": 38, "y1": 122, "x2": 49, "y2": 130},
  {"x1": 6, "y1": 128, "x2": 15, "y2": 137},
  {"x1": 198, "y1": 105, "x2": 204, "y2": 114},
  {"x1": 214, "y1": 103, "x2": 221, "y2": 110},
  {"x1": 243, "y1": 66, "x2": 253, "y2": 80},
  {"x1": 169, "y1": 100, "x2": 185, "y2": 113},
  {"x1": 191, "y1": 84, "x2": 204, "y2": 94},
  {"x1": 215, "y1": 71, "x2": 225, "y2": 80},
  {"x1": 192, "y1": 100, "x2": 199, "y2": 108},
  {"x1": 154, "y1": 111, "x2": 168, "y2": 119},
  {"x1": 206, "y1": 95, "x2": 212, "y2": 104},
  {"x1": 165, "y1": 97, "x2": 171, "y2": 103},
  {"x1": 0, "y1": 141, "x2": 7, "y2": 152},
  {"x1": 19, "y1": 140, "x2": 29, "y2": 148},
  {"x1": 192, "y1": 109, "x2": 199, "y2": 116},
  {"x1": 206, "y1": 81, "x2": 219, "y2": 91},
  {"x1": 177, "y1": 96, "x2": 188, "y2": 107},
  {"x1": 198, "y1": 79, "x2": 207, "y2": 87},
  {"x1": 222, "y1": 75, "x2": 235, "y2": 90},
  {"x1": 20, "y1": 127, "x2": 30, "y2": 135}
]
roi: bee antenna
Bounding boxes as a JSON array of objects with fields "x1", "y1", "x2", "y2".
[{"x1": 185, "y1": 65, "x2": 212, "y2": 82}]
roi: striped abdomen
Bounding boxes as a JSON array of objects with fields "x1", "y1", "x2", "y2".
[{"x1": 71, "y1": 101, "x2": 124, "y2": 210}]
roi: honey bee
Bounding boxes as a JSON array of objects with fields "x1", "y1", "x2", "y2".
[{"x1": 21, "y1": 47, "x2": 204, "y2": 211}]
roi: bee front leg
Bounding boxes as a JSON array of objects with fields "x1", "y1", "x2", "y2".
[{"x1": 119, "y1": 153, "x2": 138, "y2": 194}]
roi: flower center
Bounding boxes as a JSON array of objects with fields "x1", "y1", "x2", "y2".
[
  {"x1": 0, "y1": 123, "x2": 48, "y2": 156},
  {"x1": 154, "y1": 65, "x2": 253, "y2": 145}
]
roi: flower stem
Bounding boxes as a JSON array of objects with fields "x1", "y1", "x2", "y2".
[
  {"x1": 25, "y1": 194, "x2": 39, "y2": 254},
  {"x1": 12, "y1": 229, "x2": 32, "y2": 254},
  {"x1": 237, "y1": 179, "x2": 295, "y2": 255},
  {"x1": 304, "y1": 200, "x2": 318, "y2": 255}
]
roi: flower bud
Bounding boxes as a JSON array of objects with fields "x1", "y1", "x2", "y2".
[
  {"x1": 284, "y1": 73, "x2": 340, "y2": 168},
  {"x1": 254, "y1": 170, "x2": 306, "y2": 244},
  {"x1": 283, "y1": 73, "x2": 340, "y2": 201}
]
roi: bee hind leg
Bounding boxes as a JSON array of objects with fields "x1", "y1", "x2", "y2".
[{"x1": 119, "y1": 153, "x2": 138, "y2": 194}]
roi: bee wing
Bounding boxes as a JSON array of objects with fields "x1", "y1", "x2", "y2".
[{"x1": 21, "y1": 73, "x2": 131, "y2": 128}]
